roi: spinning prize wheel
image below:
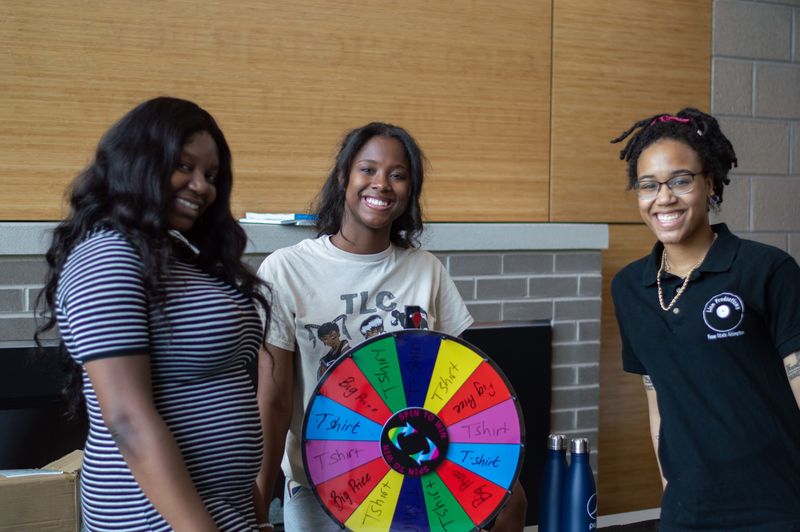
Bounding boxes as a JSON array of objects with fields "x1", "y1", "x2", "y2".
[{"x1": 302, "y1": 330, "x2": 525, "y2": 531}]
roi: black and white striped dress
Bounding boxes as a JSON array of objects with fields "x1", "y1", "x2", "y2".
[{"x1": 56, "y1": 228, "x2": 264, "y2": 531}]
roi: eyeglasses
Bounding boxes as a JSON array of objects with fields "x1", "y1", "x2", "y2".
[{"x1": 633, "y1": 172, "x2": 701, "y2": 201}]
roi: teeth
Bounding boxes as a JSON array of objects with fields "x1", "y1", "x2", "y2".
[
  {"x1": 177, "y1": 198, "x2": 200, "y2": 210},
  {"x1": 365, "y1": 197, "x2": 389, "y2": 207},
  {"x1": 657, "y1": 212, "x2": 680, "y2": 222}
]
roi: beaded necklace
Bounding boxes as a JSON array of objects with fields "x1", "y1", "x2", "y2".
[{"x1": 656, "y1": 233, "x2": 717, "y2": 312}]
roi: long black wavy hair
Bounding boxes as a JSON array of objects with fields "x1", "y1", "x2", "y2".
[
  {"x1": 314, "y1": 122, "x2": 426, "y2": 248},
  {"x1": 35, "y1": 96, "x2": 270, "y2": 415},
  {"x1": 611, "y1": 107, "x2": 738, "y2": 204}
]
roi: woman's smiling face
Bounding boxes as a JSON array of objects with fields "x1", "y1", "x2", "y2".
[
  {"x1": 340, "y1": 135, "x2": 411, "y2": 241},
  {"x1": 636, "y1": 138, "x2": 714, "y2": 248},
  {"x1": 166, "y1": 131, "x2": 219, "y2": 232}
]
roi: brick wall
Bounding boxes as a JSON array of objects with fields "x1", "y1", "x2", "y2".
[
  {"x1": 0, "y1": 256, "x2": 52, "y2": 345},
  {"x1": 2, "y1": 248, "x2": 603, "y2": 472},
  {"x1": 435, "y1": 251, "x2": 602, "y2": 470},
  {"x1": 712, "y1": 0, "x2": 800, "y2": 258}
]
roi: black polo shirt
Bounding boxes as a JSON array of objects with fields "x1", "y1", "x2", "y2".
[{"x1": 612, "y1": 224, "x2": 800, "y2": 531}]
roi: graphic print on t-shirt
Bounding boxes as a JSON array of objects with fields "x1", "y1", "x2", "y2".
[
  {"x1": 359, "y1": 314, "x2": 386, "y2": 339},
  {"x1": 305, "y1": 289, "x2": 430, "y2": 378},
  {"x1": 304, "y1": 314, "x2": 353, "y2": 378}
]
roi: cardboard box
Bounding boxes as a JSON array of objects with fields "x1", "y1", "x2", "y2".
[{"x1": 0, "y1": 450, "x2": 82, "y2": 531}]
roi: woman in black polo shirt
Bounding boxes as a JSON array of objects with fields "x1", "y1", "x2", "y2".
[{"x1": 610, "y1": 108, "x2": 800, "y2": 531}]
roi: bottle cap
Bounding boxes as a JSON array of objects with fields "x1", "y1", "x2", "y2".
[
  {"x1": 547, "y1": 434, "x2": 566, "y2": 451},
  {"x1": 570, "y1": 437, "x2": 590, "y2": 454}
]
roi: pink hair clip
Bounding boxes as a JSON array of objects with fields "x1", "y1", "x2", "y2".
[{"x1": 652, "y1": 115, "x2": 690, "y2": 125}]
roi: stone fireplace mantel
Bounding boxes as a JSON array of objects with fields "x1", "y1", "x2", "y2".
[{"x1": 1, "y1": 222, "x2": 608, "y2": 255}]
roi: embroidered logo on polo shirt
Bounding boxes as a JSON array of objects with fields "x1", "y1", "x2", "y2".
[{"x1": 703, "y1": 292, "x2": 745, "y2": 339}]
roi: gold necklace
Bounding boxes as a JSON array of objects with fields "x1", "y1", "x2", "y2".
[{"x1": 656, "y1": 233, "x2": 717, "y2": 312}]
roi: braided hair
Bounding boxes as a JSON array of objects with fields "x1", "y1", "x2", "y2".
[{"x1": 611, "y1": 108, "x2": 738, "y2": 204}]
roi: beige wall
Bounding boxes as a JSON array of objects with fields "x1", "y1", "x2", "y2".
[
  {"x1": 551, "y1": 0, "x2": 711, "y2": 223},
  {"x1": 2, "y1": 1, "x2": 709, "y2": 228},
  {"x1": 1, "y1": 0, "x2": 551, "y2": 222}
]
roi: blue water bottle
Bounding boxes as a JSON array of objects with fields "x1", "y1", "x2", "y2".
[
  {"x1": 538, "y1": 434, "x2": 567, "y2": 532},
  {"x1": 562, "y1": 437, "x2": 597, "y2": 532}
]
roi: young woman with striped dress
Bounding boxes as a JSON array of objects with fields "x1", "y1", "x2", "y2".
[{"x1": 36, "y1": 97, "x2": 270, "y2": 531}]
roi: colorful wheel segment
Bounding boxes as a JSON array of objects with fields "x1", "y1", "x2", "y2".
[{"x1": 302, "y1": 330, "x2": 525, "y2": 531}]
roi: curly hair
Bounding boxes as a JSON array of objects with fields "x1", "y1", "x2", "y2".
[
  {"x1": 611, "y1": 107, "x2": 738, "y2": 204},
  {"x1": 314, "y1": 122, "x2": 426, "y2": 248},
  {"x1": 35, "y1": 96, "x2": 270, "y2": 416}
]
